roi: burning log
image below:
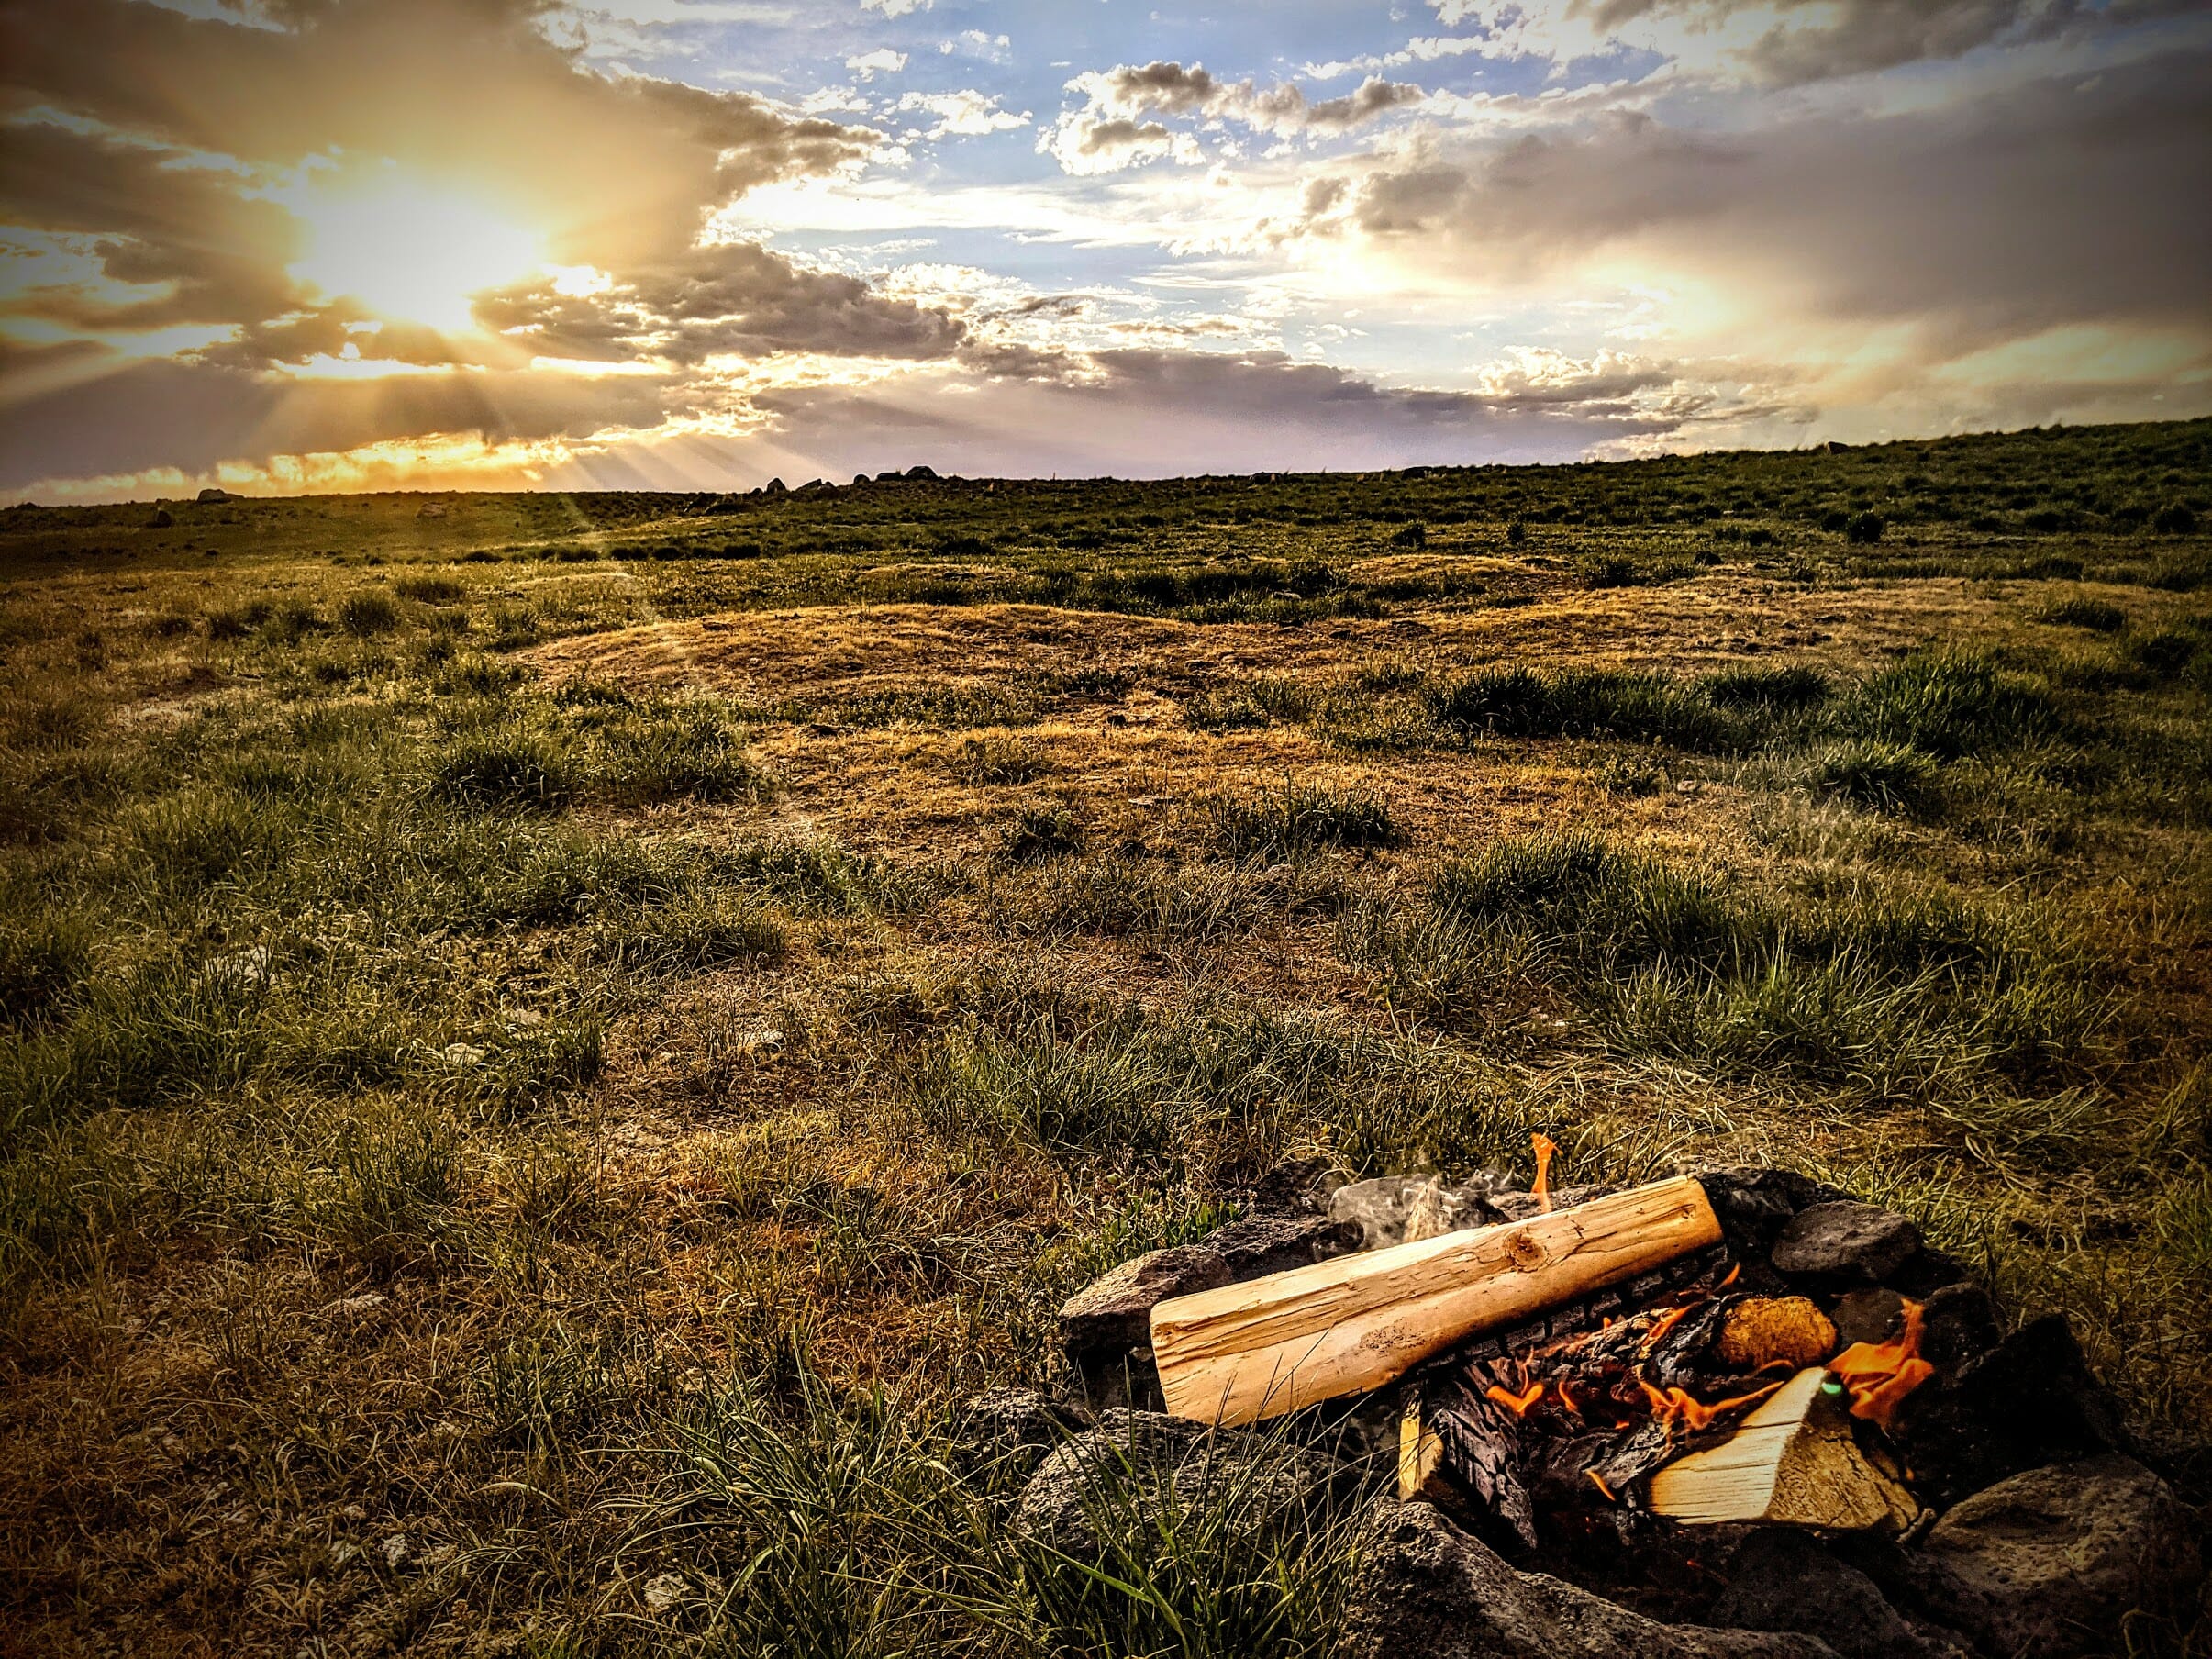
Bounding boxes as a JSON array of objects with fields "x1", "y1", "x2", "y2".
[
  {"x1": 1646, "y1": 1366, "x2": 1919, "y2": 1531},
  {"x1": 1150, "y1": 1176, "x2": 1724, "y2": 1425},
  {"x1": 1398, "y1": 1383, "x2": 1542, "y2": 1549}
]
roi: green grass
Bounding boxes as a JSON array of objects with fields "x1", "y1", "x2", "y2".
[{"x1": 0, "y1": 416, "x2": 2207, "y2": 1657}]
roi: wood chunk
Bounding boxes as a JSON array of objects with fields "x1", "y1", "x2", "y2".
[
  {"x1": 1647, "y1": 1367, "x2": 1919, "y2": 1531},
  {"x1": 1716, "y1": 1297, "x2": 1840, "y2": 1373},
  {"x1": 1151, "y1": 1176, "x2": 1724, "y2": 1426},
  {"x1": 1397, "y1": 1396, "x2": 1446, "y2": 1502}
]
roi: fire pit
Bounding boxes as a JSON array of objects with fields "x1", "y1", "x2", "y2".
[{"x1": 1025, "y1": 1156, "x2": 2206, "y2": 1658}]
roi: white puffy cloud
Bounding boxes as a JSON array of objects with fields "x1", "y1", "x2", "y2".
[
  {"x1": 895, "y1": 90, "x2": 1029, "y2": 139},
  {"x1": 1039, "y1": 61, "x2": 1423, "y2": 173},
  {"x1": 844, "y1": 47, "x2": 907, "y2": 81}
]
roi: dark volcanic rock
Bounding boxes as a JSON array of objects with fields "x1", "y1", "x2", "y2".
[
  {"x1": 1206, "y1": 1211, "x2": 1362, "y2": 1278},
  {"x1": 1487, "y1": 1183, "x2": 1622, "y2": 1224},
  {"x1": 1892, "y1": 1314, "x2": 2124, "y2": 1507},
  {"x1": 1915, "y1": 1281, "x2": 2000, "y2": 1375},
  {"x1": 1692, "y1": 1167, "x2": 1849, "y2": 1258},
  {"x1": 1713, "y1": 1531, "x2": 1969, "y2": 1659},
  {"x1": 1831, "y1": 1287, "x2": 1906, "y2": 1348},
  {"x1": 1248, "y1": 1154, "x2": 1345, "y2": 1216},
  {"x1": 1338, "y1": 1501, "x2": 1839, "y2": 1659},
  {"x1": 1014, "y1": 1409, "x2": 1339, "y2": 1558},
  {"x1": 1908, "y1": 1455, "x2": 2203, "y2": 1659},
  {"x1": 1058, "y1": 1244, "x2": 1230, "y2": 1360},
  {"x1": 952, "y1": 1388, "x2": 1087, "y2": 1482},
  {"x1": 1771, "y1": 1201, "x2": 1922, "y2": 1283}
]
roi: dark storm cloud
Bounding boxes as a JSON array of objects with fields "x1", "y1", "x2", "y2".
[
  {"x1": 1321, "y1": 46, "x2": 2212, "y2": 343},
  {"x1": 474, "y1": 243, "x2": 971, "y2": 365},
  {"x1": 0, "y1": 349, "x2": 677, "y2": 491},
  {"x1": 1439, "y1": 0, "x2": 2212, "y2": 84},
  {"x1": 0, "y1": 121, "x2": 306, "y2": 330}
]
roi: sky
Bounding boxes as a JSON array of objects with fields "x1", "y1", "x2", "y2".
[{"x1": 1, "y1": 0, "x2": 2208, "y2": 500}]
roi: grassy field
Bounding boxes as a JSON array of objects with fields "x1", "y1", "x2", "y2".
[{"x1": 3, "y1": 418, "x2": 2209, "y2": 1656}]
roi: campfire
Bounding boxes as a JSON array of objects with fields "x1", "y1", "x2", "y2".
[
  {"x1": 1034, "y1": 1149, "x2": 2204, "y2": 1655},
  {"x1": 1144, "y1": 1165, "x2": 1936, "y2": 1555}
]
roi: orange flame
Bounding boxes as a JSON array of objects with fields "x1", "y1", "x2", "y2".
[
  {"x1": 1530, "y1": 1134, "x2": 1557, "y2": 1213},
  {"x1": 1556, "y1": 1379, "x2": 1583, "y2": 1418},
  {"x1": 1586, "y1": 1469, "x2": 1617, "y2": 1502},
  {"x1": 1829, "y1": 1298, "x2": 1934, "y2": 1430},
  {"x1": 1638, "y1": 1302, "x2": 1695, "y2": 1356},
  {"x1": 1485, "y1": 1380, "x2": 1547, "y2": 1418},
  {"x1": 1638, "y1": 1377, "x2": 1785, "y2": 1438}
]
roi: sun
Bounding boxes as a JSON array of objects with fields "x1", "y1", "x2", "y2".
[{"x1": 290, "y1": 175, "x2": 547, "y2": 335}]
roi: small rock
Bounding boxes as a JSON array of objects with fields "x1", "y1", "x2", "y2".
[
  {"x1": 1771, "y1": 1201, "x2": 1922, "y2": 1283},
  {"x1": 1247, "y1": 1153, "x2": 1344, "y2": 1216},
  {"x1": 1694, "y1": 1167, "x2": 1850, "y2": 1258},
  {"x1": 1488, "y1": 1183, "x2": 1621, "y2": 1224},
  {"x1": 441, "y1": 1041, "x2": 486, "y2": 1067},
  {"x1": 1014, "y1": 1409, "x2": 1340, "y2": 1560},
  {"x1": 1915, "y1": 1282, "x2": 1999, "y2": 1375},
  {"x1": 1909, "y1": 1455, "x2": 2203, "y2": 1659},
  {"x1": 381, "y1": 1533, "x2": 408, "y2": 1570},
  {"x1": 1830, "y1": 1287, "x2": 1906, "y2": 1348},
  {"x1": 642, "y1": 1572, "x2": 686, "y2": 1614},
  {"x1": 1892, "y1": 1314, "x2": 2123, "y2": 1506},
  {"x1": 1203, "y1": 1211, "x2": 1361, "y2": 1278},
  {"x1": 339, "y1": 1503, "x2": 366, "y2": 1520},
  {"x1": 1714, "y1": 1530, "x2": 1969, "y2": 1659},
  {"x1": 1339, "y1": 1501, "x2": 1837, "y2": 1658},
  {"x1": 1058, "y1": 1245, "x2": 1230, "y2": 1359},
  {"x1": 952, "y1": 1388, "x2": 1087, "y2": 1482}
]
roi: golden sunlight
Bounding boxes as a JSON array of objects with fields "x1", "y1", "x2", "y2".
[{"x1": 289, "y1": 176, "x2": 546, "y2": 334}]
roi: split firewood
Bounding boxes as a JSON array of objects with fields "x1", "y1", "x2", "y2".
[
  {"x1": 1398, "y1": 1383, "x2": 1541, "y2": 1549},
  {"x1": 1151, "y1": 1176, "x2": 1724, "y2": 1425},
  {"x1": 1646, "y1": 1366, "x2": 1919, "y2": 1531}
]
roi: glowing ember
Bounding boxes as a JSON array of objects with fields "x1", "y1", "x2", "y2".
[
  {"x1": 1530, "y1": 1133, "x2": 1557, "y2": 1213},
  {"x1": 1829, "y1": 1297, "x2": 1935, "y2": 1430}
]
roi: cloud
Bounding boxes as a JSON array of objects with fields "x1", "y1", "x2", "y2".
[
  {"x1": 895, "y1": 90, "x2": 1029, "y2": 139},
  {"x1": 1302, "y1": 47, "x2": 2212, "y2": 348},
  {"x1": 1423, "y1": 0, "x2": 2206, "y2": 85},
  {"x1": 1041, "y1": 61, "x2": 1422, "y2": 173},
  {"x1": 0, "y1": 349, "x2": 681, "y2": 495},
  {"x1": 472, "y1": 240, "x2": 970, "y2": 364},
  {"x1": 845, "y1": 47, "x2": 907, "y2": 80},
  {"x1": 861, "y1": 0, "x2": 931, "y2": 15},
  {"x1": 0, "y1": 0, "x2": 878, "y2": 276}
]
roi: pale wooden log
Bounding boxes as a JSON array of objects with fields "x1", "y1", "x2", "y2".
[
  {"x1": 1397, "y1": 1396, "x2": 1445, "y2": 1502},
  {"x1": 1151, "y1": 1175, "x2": 1722, "y2": 1426},
  {"x1": 1647, "y1": 1366, "x2": 1919, "y2": 1531}
]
